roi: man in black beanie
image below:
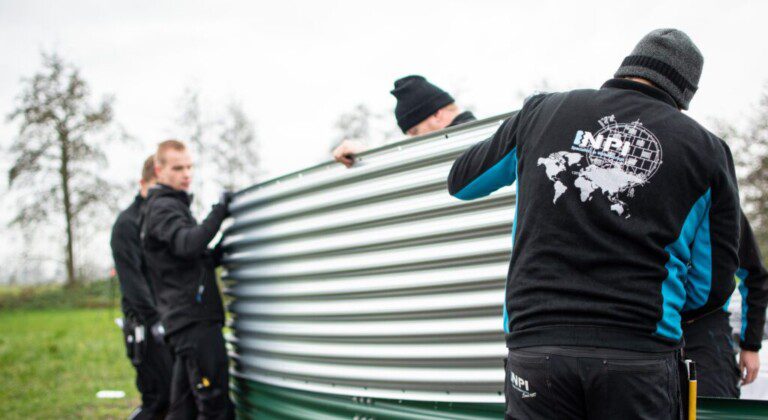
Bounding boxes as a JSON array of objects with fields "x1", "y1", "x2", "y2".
[
  {"x1": 333, "y1": 75, "x2": 475, "y2": 167},
  {"x1": 390, "y1": 75, "x2": 476, "y2": 136},
  {"x1": 448, "y1": 28, "x2": 740, "y2": 419}
]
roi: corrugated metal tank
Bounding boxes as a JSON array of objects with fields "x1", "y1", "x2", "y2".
[
  {"x1": 223, "y1": 113, "x2": 768, "y2": 419},
  {"x1": 225, "y1": 114, "x2": 513, "y2": 405}
]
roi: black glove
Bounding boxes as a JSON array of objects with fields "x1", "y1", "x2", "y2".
[
  {"x1": 150, "y1": 322, "x2": 166, "y2": 344},
  {"x1": 219, "y1": 191, "x2": 234, "y2": 217}
]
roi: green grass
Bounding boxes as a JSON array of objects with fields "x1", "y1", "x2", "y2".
[
  {"x1": 0, "y1": 278, "x2": 233, "y2": 418},
  {"x1": 0, "y1": 307, "x2": 141, "y2": 419}
]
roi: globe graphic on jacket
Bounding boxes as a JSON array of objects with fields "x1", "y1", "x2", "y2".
[{"x1": 589, "y1": 121, "x2": 663, "y2": 181}]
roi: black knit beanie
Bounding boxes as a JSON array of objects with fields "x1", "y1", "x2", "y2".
[
  {"x1": 391, "y1": 75, "x2": 455, "y2": 133},
  {"x1": 615, "y1": 28, "x2": 703, "y2": 110}
]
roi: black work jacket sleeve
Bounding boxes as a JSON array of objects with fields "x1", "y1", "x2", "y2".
[
  {"x1": 210, "y1": 237, "x2": 226, "y2": 267},
  {"x1": 447, "y1": 110, "x2": 522, "y2": 200},
  {"x1": 681, "y1": 140, "x2": 739, "y2": 321},
  {"x1": 736, "y1": 212, "x2": 768, "y2": 351},
  {"x1": 111, "y1": 216, "x2": 158, "y2": 324},
  {"x1": 150, "y1": 199, "x2": 228, "y2": 260}
]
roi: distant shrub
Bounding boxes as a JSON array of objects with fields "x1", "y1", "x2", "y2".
[{"x1": 0, "y1": 279, "x2": 119, "y2": 311}]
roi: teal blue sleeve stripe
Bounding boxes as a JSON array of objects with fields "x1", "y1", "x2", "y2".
[
  {"x1": 502, "y1": 165, "x2": 520, "y2": 334},
  {"x1": 655, "y1": 189, "x2": 711, "y2": 340},
  {"x1": 454, "y1": 148, "x2": 518, "y2": 201},
  {"x1": 682, "y1": 193, "x2": 714, "y2": 311},
  {"x1": 736, "y1": 268, "x2": 749, "y2": 281},
  {"x1": 737, "y1": 268, "x2": 750, "y2": 341}
]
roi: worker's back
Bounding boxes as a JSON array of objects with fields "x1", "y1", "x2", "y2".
[{"x1": 504, "y1": 79, "x2": 738, "y2": 352}]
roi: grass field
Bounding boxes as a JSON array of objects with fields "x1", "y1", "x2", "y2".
[{"x1": 0, "y1": 281, "x2": 141, "y2": 419}]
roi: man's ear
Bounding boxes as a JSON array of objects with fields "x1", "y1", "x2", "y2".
[
  {"x1": 154, "y1": 164, "x2": 162, "y2": 178},
  {"x1": 434, "y1": 108, "x2": 447, "y2": 122}
]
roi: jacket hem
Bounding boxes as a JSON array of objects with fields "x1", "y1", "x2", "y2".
[{"x1": 506, "y1": 325, "x2": 682, "y2": 353}]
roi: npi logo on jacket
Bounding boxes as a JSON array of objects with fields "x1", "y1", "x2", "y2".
[{"x1": 537, "y1": 115, "x2": 663, "y2": 218}]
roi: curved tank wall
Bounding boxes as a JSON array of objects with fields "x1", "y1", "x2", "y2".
[{"x1": 224, "y1": 114, "x2": 513, "y2": 404}]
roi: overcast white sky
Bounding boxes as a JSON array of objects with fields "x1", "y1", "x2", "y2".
[{"x1": 0, "y1": 0, "x2": 766, "y2": 282}]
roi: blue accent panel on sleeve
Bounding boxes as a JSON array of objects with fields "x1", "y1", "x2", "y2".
[
  {"x1": 455, "y1": 148, "x2": 518, "y2": 201},
  {"x1": 737, "y1": 270, "x2": 750, "y2": 341},
  {"x1": 655, "y1": 189, "x2": 711, "y2": 340},
  {"x1": 682, "y1": 195, "x2": 713, "y2": 311},
  {"x1": 503, "y1": 167, "x2": 519, "y2": 334},
  {"x1": 737, "y1": 268, "x2": 750, "y2": 281}
]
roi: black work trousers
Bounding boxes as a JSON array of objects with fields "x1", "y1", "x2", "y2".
[
  {"x1": 504, "y1": 346, "x2": 681, "y2": 420},
  {"x1": 166, "y1": 321, "x2": 235, "y2": 420},
  {"x1": 683, "y1": 313, "x2": 740, "y2": 398},
  {"x1": 122, "y1": 320, "x2": 173, "y2": 420}
]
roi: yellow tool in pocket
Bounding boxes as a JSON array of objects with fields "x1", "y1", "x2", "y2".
[
  {"x1": 196, "y1": 376, "x2": 211, "y2": 390},
  {"x1": 686, "y1": 360, "x2": 697, "y2": 420}
]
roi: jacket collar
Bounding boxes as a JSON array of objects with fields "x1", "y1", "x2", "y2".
[
  {"x1": 148, "y1": 183, "x2": 194, "y2": 207},
  {"x1": 449, "y1": 111, "x2": 477, "y2": 127},
  {"x1": 601, "y1": 78, "x2": 678, "y2": 109}
]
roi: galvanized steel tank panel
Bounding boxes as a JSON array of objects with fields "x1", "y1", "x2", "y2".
[{"x1": 225, "y1": 114, "x2": 515, "y2": 403}]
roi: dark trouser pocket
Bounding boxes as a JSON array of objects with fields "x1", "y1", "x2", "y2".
[
  {"x1": 592, "y1": 356, "x2": 679, "y2": 420},
  {"x1": 167, "y1": 323, "x2": 233, "y2": 420},
  {"x1": 185, "y1": 356, "x2": 226, "y2": 416},
  {"x1": 505, "y1": 350, "x2": 554, "y2": 420}
]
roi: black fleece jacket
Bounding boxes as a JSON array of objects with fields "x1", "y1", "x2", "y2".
[
  {"x1": 735, "y1": 213, "x2": 768, "y2": 350},
  {"x1": 448, "y1": 79, "x2": 740, "y2": 352},
  {"x1": 449, "y1": 111, "x2": 477, "y2": 127},
  {"x1": 141, "y1": 184, "x2": 228, "y2": 336},
  {"x1": 111, "y1": 194, "x2": 158, "y2": 325},
  {"x1": 684, "y1": 211, "x2": 768, "y2": 351}
]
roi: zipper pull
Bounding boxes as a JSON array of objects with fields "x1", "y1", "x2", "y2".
[{"x1": 196, "y1": 284, "x2": 205, "y2": 303}]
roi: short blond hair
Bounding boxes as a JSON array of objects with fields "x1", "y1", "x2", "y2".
[
  {"x1": 141, "y1": 154, "x2": 156, "y2": 183},
  {"x1": 155, "y1": 139, "x2": 186, "y2": 165}
]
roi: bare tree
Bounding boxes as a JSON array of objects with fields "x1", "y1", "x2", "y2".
[
  {"x1": 211, "y1": 101, "x2": 260, "y2": 191},
  {"x1": 6, "y1": 53, "x2": 121, "y2": 286},
  {"x1": 176, "y1": 87, "x2": 213, "y2": 214},
  {"x1": 513, "y1": 78, "x2": 575, "y2": 102},
  {"x1": 333, "y1": 103, "x2": 375, "y2": 147},
  {"x1": 178, "y1": 88, "x2": 208, "y2": 159},
  {"x1": 331, "y1": 103, "x2": 399, "y2": 151}
]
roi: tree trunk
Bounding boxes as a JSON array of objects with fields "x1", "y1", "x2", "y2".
[{"x1": 59, "y1": 128, "x2": 76, "y2": 287}]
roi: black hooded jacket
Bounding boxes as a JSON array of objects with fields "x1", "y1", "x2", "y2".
[
  {"x1": 111, "y1": 194, "x2": 159, "y2": 325},
  {"x1": 141, "y1": 184, "x2": 228, "y2": 336}
]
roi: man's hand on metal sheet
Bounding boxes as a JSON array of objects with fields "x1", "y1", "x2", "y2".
[{"x1": 333, "y1": 140, "x2": 366, "y2": 168}]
